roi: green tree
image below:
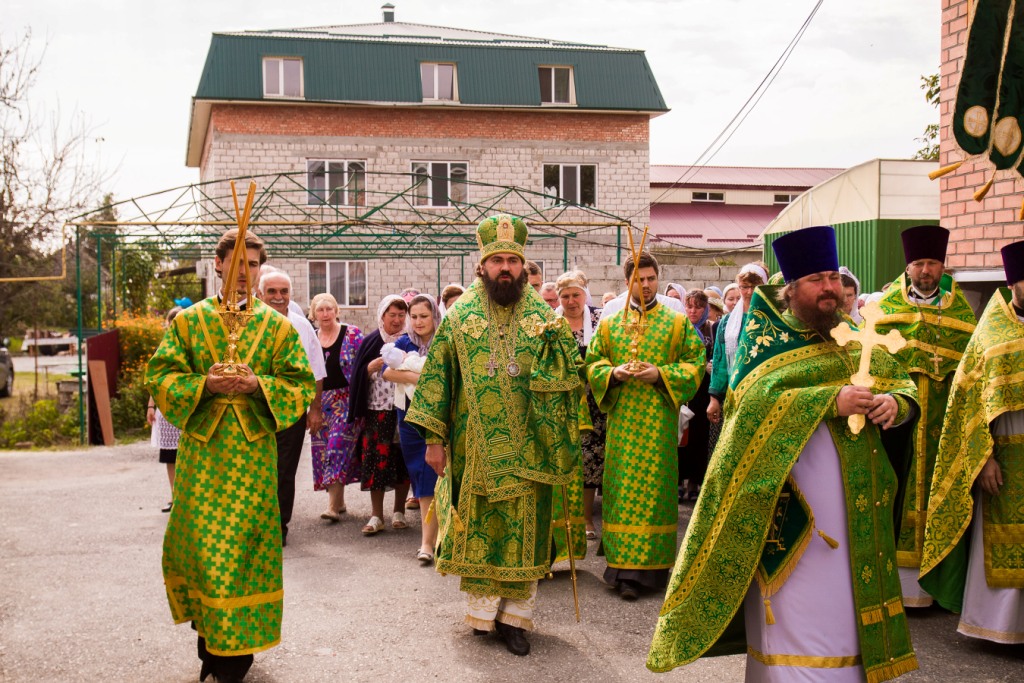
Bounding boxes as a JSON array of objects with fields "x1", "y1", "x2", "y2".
[{"x1": 914, "y1": 72, "x2": 940, "y2": 161}]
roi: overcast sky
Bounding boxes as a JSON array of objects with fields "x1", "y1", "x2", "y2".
[{"x1": 6, "y1": 0, "x2": 939, "y2": 204}]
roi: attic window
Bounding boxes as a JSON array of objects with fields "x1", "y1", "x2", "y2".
[
  {"x1": 539, "y1": 66, "x2": 574, "y2": 105},
  {"x1": 774, "y1": 193, "x2": 799, "y2": 205},
  {"x1": 421, "y1": 63, "x2": 457, "y2": 101},
  {"x1": 692, "y1": 191, "x2": 724, "y2": 203},
  {"x1": 263, "y1": 57, "x2": 303, "y2": 98}
]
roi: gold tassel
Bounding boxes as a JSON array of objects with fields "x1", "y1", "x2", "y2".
[
  {"x1": 424, "y1": 500, "x2": 435, "y2": 525},
  {"x1": 928, "y1": 160, "x2": 963, "y2": 180},
  {"x1": 1019, "y1": 196, "x2": 1024, "y2": 221},
  {"x1": 973, "y1": 172, "x2": 996, "y2": 202},
  {"x1": 764, "y1": 599, "x2": 776, "y2": 625},
  {"x1": 817, "y1": 529, "x2": 840, "y2": 549}
]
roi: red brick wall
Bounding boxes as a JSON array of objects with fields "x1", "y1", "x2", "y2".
[
  {"x1": 208, "y1": 104, "x2": 650, "y2": 145},
  {"x1": 941, "y1": 0, "x2": 1024, "y2": 269}
]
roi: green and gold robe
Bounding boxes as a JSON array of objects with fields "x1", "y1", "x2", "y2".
[
  {"x1": 648, "y1": 286, "x2": 918, "y2": 682},
  {"x1": 405, "y1": 281, "x2": 584, "y2": 601},
  {"x1": 875, "y1": 273, "x2": 976, "y2": 607},
  {"x1": 145, "y1": 297, "x2": 314, "y2": 656},
  {"x1": 922, "y1": 289, "x2": 1024, "y2": 596},
  {"x1": 587, "y1": 301, "x2": 705, "y2": 572}
]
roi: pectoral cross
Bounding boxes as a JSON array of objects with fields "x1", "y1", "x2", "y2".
[
  {"x1": 930, "y1": 353, "x2": 942, "y2": 375},
  {"x1": 830, "y1": 301, "x2": 907, "y2": 434},
  {"x1": 485, "y1": 356, "x2": 500, "y2": 377}
]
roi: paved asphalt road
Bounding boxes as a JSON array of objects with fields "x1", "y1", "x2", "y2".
[{"x1": 0, "y1": 441, "x2": 1021, "y2": 682}]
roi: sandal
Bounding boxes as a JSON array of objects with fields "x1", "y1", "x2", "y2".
[
  {"x1": 392, "y1": 512, "x2": 408, "y2": 530},
  {"x1": 362, "y1": 516, "x2": 385, "y2": 535},
  {"x1": 320, "y1": 509, "x2": 341, "y2": 522},
  {"x1": 586, "y1": 529, "x2": 598, "y2": 541},
  {"x1": 416, "y1": 549, "x2": 434, "y2": 564},
  {"x1": 406, "y1": 497, "x2": 420, "y2": 509}
]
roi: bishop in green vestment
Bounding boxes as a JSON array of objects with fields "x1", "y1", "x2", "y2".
[
  {"x1": 405, "y1": 215, "x2": 583, "y2": 657},
  {"x1": 145, "y1": 230, "x2": 314, "y2": 681},
  {"x1": 649, "y1": 226, "x2": 919, "y2": 683},
  {"x1": 587, "y1": 251, "x2": 705, "y2": 599},
  {"x1": 873, "y1": 225, "x2": 976, "y2": 608},
  {"x1": 921, "y1": 239, "x2": 1024, "y2": 644}
]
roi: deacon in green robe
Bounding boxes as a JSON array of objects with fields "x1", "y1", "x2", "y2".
[
  {"x1": 586, "y1": 251, "x2": 705, "y2": 600},
  {"x1": 649, "y1": 226, "x2": 919, "y2": 683},
  {"x1": 405, "y1": 214, "x2": 583, "y2": 657},
  {"x1": 874, "y1": 225, "x2": 976, "y2": 608},
  {"x1": 921, "y1": 239, "x2": 1024, "y2": 644},
  {"x1": 145, "y1": 230, "x2": 314, "y2": 681}
]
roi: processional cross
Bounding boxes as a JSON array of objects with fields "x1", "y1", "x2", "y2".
[
  {"x1": 621, "y1": 224, "x2": 651, "y2": 372},
  {"x1": 214, "y1": 180, "x2": 258, "y2": 377},
  {"x1": 830, "y1": 301, "x2": 907, "y2": 435}
]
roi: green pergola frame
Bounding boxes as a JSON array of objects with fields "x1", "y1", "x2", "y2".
[{"x1": 66, "y1": 169, "x2": 639, "y2": 443}]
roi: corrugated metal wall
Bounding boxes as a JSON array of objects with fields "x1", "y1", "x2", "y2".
[
  {"x1": 762, "y1": 219, "x2": 935, "y2": 293},
  {"x1": 196, "y1": 34, "x2": 668, "y2": 111}
]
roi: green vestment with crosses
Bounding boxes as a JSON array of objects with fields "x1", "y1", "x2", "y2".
[
  {"x1": 145, "y1": 296, "x2": 314, "y2": 656},
  {"x1": 922, "y1": 289, "x2": 1024, "y2": 598},
  {"x1": 405, "y1": 280, "x2": 585, "y2": 601},
  {"x1": 647, "y1": 286, "x2": 919, "y2": 682},
  {"x1": 874, "y1": 272, "x2": 976, "y2": 608},
  {"x1": 586, "y1": 301, "x2": 705, "y2": 572}
]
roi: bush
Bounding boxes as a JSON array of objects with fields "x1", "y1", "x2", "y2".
[
  {"x1": 108, "y1": 312, "x2": 165, "y2": 437},
  {"x1": 0, "y1": 398, "x2": 78, "y2": 448}
]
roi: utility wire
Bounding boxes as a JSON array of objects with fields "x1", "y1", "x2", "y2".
[{"x1": 639, "y1": 0, "x2": 825, "y2": 222}]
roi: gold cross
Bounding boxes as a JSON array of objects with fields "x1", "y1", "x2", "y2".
[{"x1": 830, "y1": 300, "x2": 907, "y2": 434}]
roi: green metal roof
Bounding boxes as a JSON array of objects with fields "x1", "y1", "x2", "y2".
[{"x1": 194, "y1": 30, "x2": 667, "y2": 112}]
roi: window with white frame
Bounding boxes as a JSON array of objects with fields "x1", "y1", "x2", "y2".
[
  {"x1": 307, "y1": 160, "x2": 366, "y2": 206},
  {"x1": 692, "y1": 191, "x2": 725, "y2": 203},
  {"x1": 308, "y1": 260, "x2": 368, "y2": 307},
  {"x1": 543, "y1": 164, "x2": 596, "y2": 207},
  {"x1": 773, "y1": 193, "x2": 799, "y2": 205},
  {"x1": 538, "y1": 66, "x2": 573, "y2": 104},
  {"x1": 421, "y1": 63, "x2": 457, "y2": 101},
  {"x1": 411, "y1": 162, "x2": 468, "y2": 207},
  {"x1": 263, "y1": 57, "x2": 303, "y2": 98}
]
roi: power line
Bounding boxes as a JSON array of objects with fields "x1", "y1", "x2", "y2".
[{"x1": 638, "y1": 0, "x2": 825, "y2": 221}]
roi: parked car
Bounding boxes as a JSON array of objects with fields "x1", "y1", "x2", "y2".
[{"x1": 0, "y1": 338, "x2": 13, "y2": 397}]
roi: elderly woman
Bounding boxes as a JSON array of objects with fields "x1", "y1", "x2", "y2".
[
  {"x1": 309, "y1": 293, "x2": 363, "y2": 522},
  {"x1": 557, "y1": 270, "x2": 606, "y2": 540},
  {"x1": 349, "y1": 295, "x2": 412, "y2": 535},
  {"x1": 706, "y1": 263, "x2": 767, "y2": 428},
  {"x1": 679, "y1": 290, "x2": 715, "y2": 501},
  {"x1": 383, "y1": 294, "x2": 442, "y2": 564}
]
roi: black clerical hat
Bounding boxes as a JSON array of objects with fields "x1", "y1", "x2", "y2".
[
  {"x1": 772, "y1": 225, "x2": 839, "y2": 283},
  {"x1": 900, "y1": 224, "x2": 949, "y2": 264},
  {"x1": 1001, "y1": 240, "x2": 1024, "y2": 286}
]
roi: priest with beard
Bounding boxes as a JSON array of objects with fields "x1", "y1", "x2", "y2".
[
  {"x1": 405, "y1": 214, "x2": 584, "y2": 657},
  {"x1": 648, "y1": 225, "x2": 920, "y2": 682}
]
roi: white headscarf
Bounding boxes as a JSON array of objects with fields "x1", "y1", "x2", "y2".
[
  {"x1": 724, "y1": 263, "x2": 768, "y2": 375},
  {"x1": 839, "y1": 266, "x2": 863, "y2": 325},
  {"x1": 377, "y1": 294, "x2": 407, "y2": 343}
]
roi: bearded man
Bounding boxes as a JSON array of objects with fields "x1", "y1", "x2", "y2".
[
  {"x1": 873, "y1": 225, "x2": 976, "y2": 609},
  {"x1": 405, "y1": 214, "x2": 584, "y2": 656},
  {"x1": 649, "y1": 225, "x2": 919, "y2": 682},
  {"x1": 921, "y1": 239, "x2": 1024, "y2": 644}
]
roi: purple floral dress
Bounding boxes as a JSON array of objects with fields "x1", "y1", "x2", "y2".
[{"x1": 311, "y1": 325, "x2": 363, "y2": 490}]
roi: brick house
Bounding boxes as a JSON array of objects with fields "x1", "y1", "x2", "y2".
[
  {"x1": 185, "y1": 6, "x2": 666, "y2": 329},
  {"x1": 940, "y1": 0, "x2": 1024, "y2": 309}
]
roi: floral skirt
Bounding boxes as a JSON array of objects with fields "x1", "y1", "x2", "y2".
[
  {"x1": 583, "y1": 391, "x2": 606, "y2": 489},
  {"x1": 310, "y1": 387, "x2": 360, "y2": 490},
  {"x1": 359, "y1": 409, "x2": 410, "y2": 491}
]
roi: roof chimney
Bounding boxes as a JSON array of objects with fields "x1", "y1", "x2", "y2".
[{"x1": 382, "y1": 3, "x2": 395, "y2": 22}]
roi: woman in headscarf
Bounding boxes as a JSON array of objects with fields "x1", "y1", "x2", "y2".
[
  {"x1": 438, "y1": 283, "x2": 465, "y2": 317},
  {"x1": 722, "y1": 283, "x2": 741, "y2": 314},
  {"x1": 309, "y1": 293, "x2": 364, "y2": 522},
  {"x1": 706, "y1": 263, "x2": 767, "y2": 429},
  {"x1": 557, "y1": 270, "x2": 606, "y2": 541},
  {"x1": 839, "y1": 266, "x2": 864, "y2": 325},
  {"x1": 383, "y1": 293, "x2": 442, "y2": 563},
  {"x1": 679, "y1": 290, "x2": 714, "y2": 501},
  {"x1": 665, "y1": 282, "x2": 686, "y2": 301},
  {"x1": 349, "y1": 295, "x2": 412, "y2": 535}
]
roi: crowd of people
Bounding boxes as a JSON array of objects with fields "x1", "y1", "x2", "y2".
[{"x1": 144, "y1": 218, "x2": 1023, "y2": 682}]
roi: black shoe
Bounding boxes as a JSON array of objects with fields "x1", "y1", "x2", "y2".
[
  {"x1": 472, "y1": 628, "x2": 489, "y2": 636},
  {"x1": 162, "y1": 501, "x2": 173, "y2": 513},
  {"x1": 199, "y1": 660, "x2": 212, "y2": 682},
  {"x1": 494, "y1": 620, "x2": 531, "y2": 656},
  {"x1": 618, "y1": 581, "x2": 639, "y2": 601}
]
